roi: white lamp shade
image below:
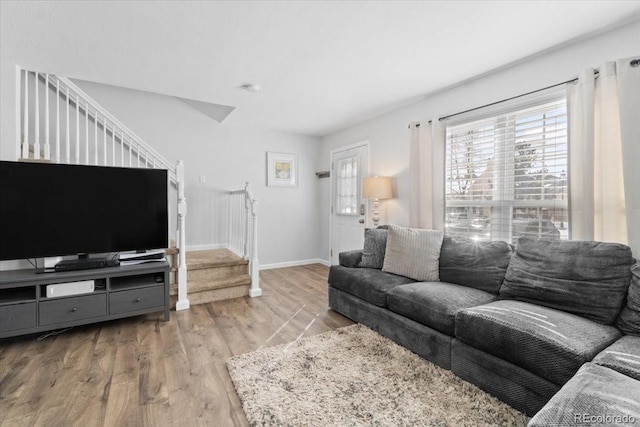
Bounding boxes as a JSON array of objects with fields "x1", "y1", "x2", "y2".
[{"x1": 362, "y1": 176, "x2": 392, "y2": 200}]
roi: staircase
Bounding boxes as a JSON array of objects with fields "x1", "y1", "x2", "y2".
[
  {"x1": 167, "y1": 181, "x2": 261, "y2": 306},
  {"x1": 16, "y1": 67, "x2": 262, "y2": 309},
  {"x1": 169, "y1": 249, "x2": 252, "y2": 306}
]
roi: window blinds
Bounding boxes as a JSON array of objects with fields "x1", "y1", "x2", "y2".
[{"x1": 445, "y1": 98, "x2": 568, "y2": 243}]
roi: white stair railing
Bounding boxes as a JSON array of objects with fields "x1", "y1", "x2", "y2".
[
  {"x1": 17, "y1": 68, "x2": 190, "y2": 311},
  {"x1": 229, "y1": 183, "x2": 262, "y2": 297}
]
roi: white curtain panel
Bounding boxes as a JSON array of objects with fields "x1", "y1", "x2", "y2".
[
  {"x1": 409, "y1": 120, "x2": 445, "y2": 230},
  {"x1": 568, "y1": 57, "x2": 640, "y2": 255},
  {"x1": 617, "y1": 57, "x2": 640, "y2": 257}
]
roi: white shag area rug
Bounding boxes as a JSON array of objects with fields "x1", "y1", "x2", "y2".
[{"x1": 227, "y1": 324, "x2": 528, "y2": 426}]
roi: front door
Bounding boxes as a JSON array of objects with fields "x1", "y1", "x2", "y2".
[{"x1": 330, "y1": 142, "x2": 369, "y2": 265}]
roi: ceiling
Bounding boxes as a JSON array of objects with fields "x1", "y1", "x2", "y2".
[{"x1": 2, "y1": 1, "x2": 640, "y2": 137}]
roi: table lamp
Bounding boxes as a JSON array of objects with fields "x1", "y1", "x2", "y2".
[{"x1": 362, "y1": 176, "x2": 393, "y2": 227}]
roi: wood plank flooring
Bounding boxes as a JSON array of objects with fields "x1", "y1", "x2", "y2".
[{"x1": 0, "y1": 264, "x2": 353, "y2": 427}]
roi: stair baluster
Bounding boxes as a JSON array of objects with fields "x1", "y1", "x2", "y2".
[
  {"x1": 34, "y1": 72, "x2": 40, "y2": 160},
  {"x1": 55, "y1": 77, "x2": 60, "y2": 163},
  {"x1": 22, "y1": 70, "x2": 29, "y2": 159},
  {"x1": 103, "y1": 117, "x2": 108, "y2": 166},
  {"x1": 65, "y1": 87, "x2": 69, "y2": 162},
  {"x1": 75, "y1": 94, "x2": 80, "y2": 164},
  {"x1": 44, "y1": 74, "x2": 50, "y2": 160},
  {"x1": 94, "y1": 110, "x2": 98, "y2": 165},
  {"x1": 84, "y1": 102, "x2": 89, "y2": 164}
]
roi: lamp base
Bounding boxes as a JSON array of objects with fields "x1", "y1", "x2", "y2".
[{"x1": 372, "y1": 199, "x2": 381, "y2": 227}]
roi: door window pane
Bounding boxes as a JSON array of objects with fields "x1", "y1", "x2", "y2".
[{"x1": 336, "y1": 156, "x2": 359, "y2": 215}]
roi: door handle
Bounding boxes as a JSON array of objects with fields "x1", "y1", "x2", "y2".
[{"x1": 359, "y1": 219, "x2": 365, "y2": 224}]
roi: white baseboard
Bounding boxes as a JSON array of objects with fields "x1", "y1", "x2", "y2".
[
  {"x1": 260, "y1": 258, "x2": 330, "y2": 270},
  {"x1": 178, "y1": 246, "x2": 330, "y2": 269},
  {"x1": 185, "y1": 243, "x2": 229, "y2": 252},
  {"x1": 316, "y1": 258, "x2": 331, "y2": 267}
]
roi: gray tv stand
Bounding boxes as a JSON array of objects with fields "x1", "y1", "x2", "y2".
[{"x1": 0, "y1": 262, "x2": 170, "y2": 339}]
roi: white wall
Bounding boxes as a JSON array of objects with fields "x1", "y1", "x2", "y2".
[{"x1": 319, "y1": 20, "x2": 640, "y2": 262}]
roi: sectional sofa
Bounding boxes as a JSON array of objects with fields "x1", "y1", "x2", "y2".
[{"x1": 328, "y1": 225, "x2": 640, "y2": 422}]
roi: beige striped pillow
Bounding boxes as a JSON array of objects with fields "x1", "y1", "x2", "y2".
[{"x1": 382, "y1": 225, "x2": 444, "y2": 281}]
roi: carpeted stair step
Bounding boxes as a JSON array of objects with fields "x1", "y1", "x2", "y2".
[
  {"x1": 171, "y1": 274, "x2": 251, "y2": 295},
  {"x1": 170, "y1": 248, "x2": 252, "y2": 307},
  {"x1": 187, "y1": 263, "x2": 248, "y2": 282},
  {"x1": 186, "y1": 249, "x2": 248, "y2": 270},
  {"x1": 170, "y1": 275, "x2": 251, "y2": 306}
]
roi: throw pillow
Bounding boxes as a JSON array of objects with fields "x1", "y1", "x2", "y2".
[
  {"x1": 617, "y1": 262, "x2": 640, "y2": 336},
  {"x1": 439, "y1": 237, "x2": 513, "y2": 294},
  {"x1": 359, "y1": 228, "x2": 388, "y2": 269},
  {"x1": 500, "y1": 238, "x2": 634, "y2": 325},
  {"x1": 382, "y1": 225, "x2": 443, "y2": 281},
  {"x1": 338, "y1": 250, "x2": 363, "y2": 268}
]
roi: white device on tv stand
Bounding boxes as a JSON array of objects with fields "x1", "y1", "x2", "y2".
[{"x1": 46, "y1": 280, "x2": 95, "y2": 298}]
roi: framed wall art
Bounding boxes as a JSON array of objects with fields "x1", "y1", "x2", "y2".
[{"x1": 267, "y1": 152, "x2": 297, "y2": 187}]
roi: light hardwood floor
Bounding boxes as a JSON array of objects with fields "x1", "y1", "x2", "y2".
[{"x1": 0, "y1": 264, "x2": 353, "y2": 427}]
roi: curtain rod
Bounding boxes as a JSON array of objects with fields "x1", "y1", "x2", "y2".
[
  {"x1": 437, "y1": 77, "x2": 578, "y2": 122},
  {"x1": 410, "y1": 75, "x2": 584, "y2": 128},
  {"x1": 410, "y1": 59, "x2": 638, "y2": 128}
]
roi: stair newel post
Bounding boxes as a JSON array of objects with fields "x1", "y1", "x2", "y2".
[
  {"x1": 22, "y1": 69, "x2": 29, "y2": 159},
  {"x1": 249, "y1": 199, "x2": 262, "y2": 297},
  {"x1": 175, "y1": 160, "x2": 190, "y2": 311},
  {"x1": 44, "y1": 73, "x2": 50, "y2": 160},
  {"x1": 34, "y1": 72, "x2": 40, "y2": 160}
]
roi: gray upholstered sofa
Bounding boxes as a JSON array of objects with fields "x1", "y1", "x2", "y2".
[{"x1": 328, "y1": 225, "x2": 640, "y2": 421}]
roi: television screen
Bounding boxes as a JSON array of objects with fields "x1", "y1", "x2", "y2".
[{"x1": 0, "y1": 161, "x2": 168, "y2": 261}]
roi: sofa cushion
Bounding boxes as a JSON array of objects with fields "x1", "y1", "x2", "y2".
[
  {"x1": 455, "y1": 300, "x2": 622, "y2": 385},
  {"x1": 382, "y1": 225, "x2": 443, "y2": 281},
  {"x1": 439, "y1": 237, "x2": 513, "y2": 294},
  {"x1": 500, "y1": 238, "x2": 634, "y2": 325},
  {"x1": 387, "y1": 282, "x2": 498, "y2": 336},
  {"x1": 529, "y1": 363, "x2": 640, "y2": 427},
  {"x1": 328, "y1": 265, "x2": 415, "y2": 307},
  {"x1": 617, "y1": 262, "x2": 640, "y2": 335},
  {"x1": 359, "y1": 228, "x2": 388, "y2": 269},
  {"x1": 593, "y1": 335, "x2": 640, "y2": 381}
]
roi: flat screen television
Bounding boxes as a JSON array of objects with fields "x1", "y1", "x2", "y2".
[{"x1": 0, "y1": 161, "x2": 168, "y2": 261}]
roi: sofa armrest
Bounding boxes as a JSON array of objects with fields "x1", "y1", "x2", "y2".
[{"x1": 339, "y1": 250, "x2": 363, "y2": 268}]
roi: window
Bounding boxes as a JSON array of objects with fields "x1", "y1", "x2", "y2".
[
  {"x1": 335, "y1": 155, "x2": 359, "y2": 215},
  {"x1": 445, "y1": 98, "x2": 568, "y2": 243}
]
